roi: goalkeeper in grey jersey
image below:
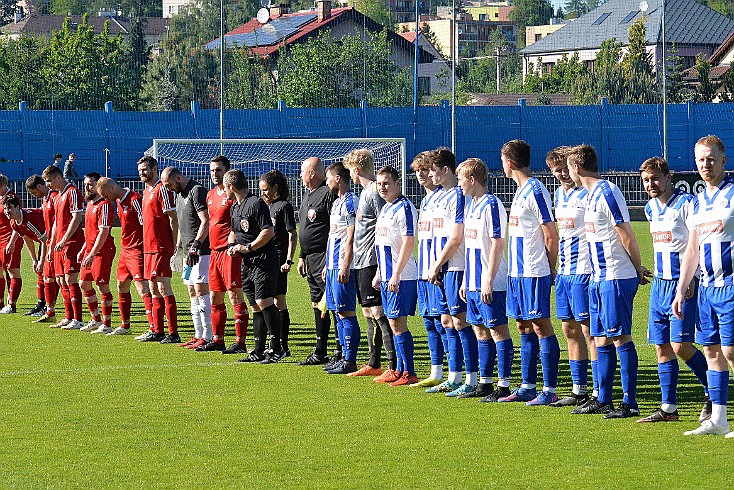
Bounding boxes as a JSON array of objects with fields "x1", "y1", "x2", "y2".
[{"x1": 343, "y1": 149, "x2": 397, "y2": 377}]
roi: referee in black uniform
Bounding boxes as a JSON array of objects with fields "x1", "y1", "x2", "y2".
[
  {"x1": 224, "y1": 169, "x2": 283, "y2": 364},
  {"x1": 297, "y1": 157, "x2": 337, "y2": 365}
]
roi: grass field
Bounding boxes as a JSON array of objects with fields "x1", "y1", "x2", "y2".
[{"x1": 2, "y1": 222, "x2": 734, "y2": 489}]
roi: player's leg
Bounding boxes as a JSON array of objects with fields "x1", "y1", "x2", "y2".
[
  {"x1": 156, "y1": 276, "x2": 178, "y2": 343},
  {"x1": 388, "y1": 280, "x2": 419, "y2": 387}
]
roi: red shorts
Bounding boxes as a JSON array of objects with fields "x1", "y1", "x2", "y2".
[
  {"x1": 42, "y1": 241, "x2": 55, "y2": 278},
  {"x1": 54, "y1": 242, "x2": 83, "y2": 276},
  {"x1": 0, "y1": 241, "x2": 22, "y2": 270},
  {"x1": 144, "y1": 252, "x2": 172, "y2": 280},
  {"x1": 117, "y1": 247, "x2": 145, "y2": 283},
  {"x1": 209, "y1": 249, "x2": 242, "y2": 292},
  {"x1": 80, "y1": 246, "x2": 116, "y2": 284}
]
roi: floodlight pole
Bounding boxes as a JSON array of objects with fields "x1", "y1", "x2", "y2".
[
  {"x1": 661, "y1": 0, "x2": 667, "y2": 161},
  {"x1": 220, "y1": 0, "x2": 225, "y2": 140},
  {"x1": 413, "y1": 0, "x2": 420, "y2": 162},
  {"x1": 450, "y1": 0, "x2": 456, "y2": 154}
]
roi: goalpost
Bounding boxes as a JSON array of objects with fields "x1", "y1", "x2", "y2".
[{"x1": 147, "y1": 138, "x2": 407, "y2": 207}]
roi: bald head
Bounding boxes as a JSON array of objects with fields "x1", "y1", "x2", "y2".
[
  {"x1": 301, "y1": 157, "x2": 325, "y2": 190},
  {"x1": 96, "y1": 176, "x2": 125, "y2": 202},
  {"x1": 161, "y1": 166, "x2": 188, "y2": 194}
]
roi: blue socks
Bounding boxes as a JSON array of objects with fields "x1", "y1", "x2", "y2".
[
  {"x1": 340, "y1": 316, "x2": 361, "y2": 363},
  {"x1": 423, "y1": 316, "x2": 444, "y2": 365},
  {"x1": 658, "y1": 359, "x2": 678, "y2": 406},
  {"x1": 685, "y1": 349, "x2": 709, "y2": 395},
  {"x1": 539, "y1": 335, "x2": 560, "y2": 390},
  {"x1": 520, "y1": 332, "x2": 539, "y2": 386},
  {"x1": 591, "y1": 359, "x2": 599, "y2": 394},
  {"x1": 457, "y1": 327, "x2": 479, "y2": 374},
  {"x1": 708, "y1": 369, "x2": 729, "y2": 406},
  {"x1": 394, "y1": 331, "x2": 415, "y2": 375},
  {"x1": 478, "y1": 338, "x2": 497, "y2": 379},
  {"x1": 496, "y1": 339, "x2": 513, "y2": 383},
  {"x1": 596, "y1": 344, "x2": 617, "y2": 405},
  {"x1": 617, "y1": 341, "x2": 638, "y2": 407},
  {"x1": 446, "y1": 327, "x2": 464, "y2": 373},
  {"x1": 569, "y1": 359, "x2": 589, "y2": 390}
]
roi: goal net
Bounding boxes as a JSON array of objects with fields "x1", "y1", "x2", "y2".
[{"x1": 146, "y1": 138, "x2": 407, "y2": 208}]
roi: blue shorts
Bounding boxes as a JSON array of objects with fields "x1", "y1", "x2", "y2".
[
  {"x1": 325, "y1": 269, "x2": 357, "y2": 313},
  {"x1": 589, "y1": 277, "x2": 638, "y2": 338},
  {"x1": 417, "y1": 279, "x2": 431, "y2": 316},
  {"x1": 430, "y1": 271, "x2": 467, "y2": 316},
  {"x1": 555, "y1": 274, "x2": 590, "y2": 322},
  {"x1": 381, "y1": 280, "x2": 418, "y2": 319},
  {"x1": 506, "y1": 275, "x2": 552, "y2": 320},
  {"x1": 466, "y1": 290, "x2": 508, "y2": 328},
  {"x1": 648, "y1": 277, "x2": 697, "y2": 345},
  {"x1": 698, "y1": 284, "x2": 734, "y2": 347}
]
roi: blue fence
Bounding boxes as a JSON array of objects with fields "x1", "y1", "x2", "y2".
[{"x1": 1, "y1": 98, "x2": 733, "y2": 181}]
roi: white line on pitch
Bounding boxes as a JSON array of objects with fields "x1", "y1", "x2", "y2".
[{"x1": 0, "y1": 361, "x2": 237, "y2": 377}]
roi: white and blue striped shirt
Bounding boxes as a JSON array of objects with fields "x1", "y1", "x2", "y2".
[
  {"x1": 375, "y1": 196, "x2": 418, "y2": 281},
  {"x1": 554, "y1": 186, "x2": 591, "y2": 276},
  {"x1": 417, "y1": 185, "x2": 442, "y2": 280},
  {"x1": 584, "y1": 180, "x2": 637, "y2": 281},
  {"x1": 688, "y1": 177, "x2": 734, "y2": 288},
  {"x1": 464, "y1": 193, "x2": 508, "y2": 292},
  {"x1": 431, "y1": 186, "x2": 465, "y2": 272},
  {"x1": 326, "y1": 192, "x2": 358, "y2": 270},
  {"x1": 645, "y1": 188, "x2": 694, "y2": 281},
  {"x1": 508, "y1": 178, "x2": 554, "y2": 278}
]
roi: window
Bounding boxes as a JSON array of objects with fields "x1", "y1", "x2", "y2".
[
  {"x1": 494, "y1": 12, "x2": 498, "y2": 17},
  {"x1": 621, "y1": 11, "x2": 638, "y2": 23},
  {"x1": 418, "y1": 77, "x2": 431, "y2": 97},
  {"x1": 535, "y1": 33, "x2": 542, "y2": 41},
  {"x1": 592, "y1": 12, "x2": 611, "y2": 25},
  {"x1": 479, "y1": 13, "x2": 487, "y2": 20}
]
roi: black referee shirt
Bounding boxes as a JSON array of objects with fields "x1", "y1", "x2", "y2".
[
  {"x1": 298, "y1": 182, "x2": 336, "y2": 257},
  {"x1": 230, "y1": 190, "x2": 276, "y2": 258},
  {"x1": 269, "y1": 198, "x2": 296, "y2": 260}
]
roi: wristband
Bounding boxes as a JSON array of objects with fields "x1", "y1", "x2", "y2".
[{"x1": 286, "y1": 259, "x2": 294, "y2": 265}]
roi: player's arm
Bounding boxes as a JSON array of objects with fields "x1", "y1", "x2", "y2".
[
  {"x1": 541, "y1": 221, "x2": 559, "y2": 279},
  {"x1": 673, "y1": 228, "x2": 700, "y2": 319},
  {"x1": 339, "y1": 224, "x2": 355, "y2": 284},
  {"x1": 47, "y1": 222, "x2": 56, "y2": 260},
  {"x1": 56, "y1": 211, "x2": 82, "y2": 250},
  {"x1": 165, "y1": 209, "x2": 179, "y2": 251},
  {"x1": 23, "y1": 236, "x2": 37, "y2": 263},
  {"x1": 6, "y1": 229, "x2": 20, "y2": 254},
  {"x1": 482, "y1": 236, "x2": 506, "y2": 304},
  {"x1": 83, "y1": 226, "x2": 110, "y2": 266},
  {"x1": 429, "y1": 221, "x2": 463, "y2": 282},
  {"x1": 389, "y1": 234, "x2": 415, "y2": 292},
  {"x1": 248, "y1": 226, "x2": 275, "y2": 251},
  {"x1": 283, "y1": 227, "x2": 297, "y2": 273},
  {"x1": 615, "y1": 222, "x2": 651, "y2": 285},
  {"x1": 36, "y1": 238, "x2": 47, "y2": 274}
]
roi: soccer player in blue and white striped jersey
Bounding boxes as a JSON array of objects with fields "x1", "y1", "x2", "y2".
[
  {"x1": 457, "y1": 158, "x2": 514, "y2": 402},
  {"x1": 500, "y1": 139, "x2": 562, "y2": 406},
  {"x1": 410, "y1": 151, "x2": 448, "y2": 388},
  {"x1": 426, "y1": 148, "x2": 479, "y2": 397},
  {"x1": 373, "y1": 166, "x2": 419, "y2": 387},
  {"x1": 567, "y1": 145, "x2": 650, "y2": 418},
  {"x1": 323, "y1": 162, "x2": 361, "y2": 375},
  {"x1": 637, "y1": 156, "x2": 710, "y2": 423},
  {"x1": 545, "y1": 147, "x2": 597, "y2": 408},
  {"x1": 674, "y1": 135, "x2": 734, "y2": 436}
]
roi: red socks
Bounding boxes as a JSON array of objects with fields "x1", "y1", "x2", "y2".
[
  {"x1": 152, "y1": 296, "x2": 165, "y2": 334},
  {"x1": 118, "y1": 291, "x2": 132, "y2": 326},
  {"x1": 101, "y1": 291, "x2": 113, "y2": 327},
  {"x1": 8, "y1": 278, "x2": 21, "y2": 305},
  {"x1": 142, "y1": 292, "x2": 154, "y2": 331},
  {"x1": 164, "y1": 295, "x2": 177, "y2": 335},
  {"x1": 69, "y1": 283, "x2": 83, "y2": 321},
  {"x1": 234, "y1": 302, "x2": 249, "y2": 346},
  {"x1": 83, "y1": 288, "x2": 101, "y2": 322}
]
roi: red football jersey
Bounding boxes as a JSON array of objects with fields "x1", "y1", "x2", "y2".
[
  {"x1": 117, "y1": 188, "x2": 144, "y2": 250},
  {"x1": 11, "y1": 208, "x2": 45, "y2": 242},
  {"x1": 53, "y1": 183, "x2": 84, "y2": 246},
  {"x1": 207, "y1": 187, "x2": 233, "y2": 251},
  {"x1": 0, "y1": 189, "x2": 20, "y2": 243},
  {"x1": 142, "y1": 180, "x2": 175, "y2": 254},
  {"x1": 42, "y1": 190, "x2": 58, "y2": 244},
  {"x1": 84, "y1": 196, "x2": 115, "y2": 253}
]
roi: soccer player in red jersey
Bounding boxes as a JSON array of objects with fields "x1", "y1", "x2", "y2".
[
  {"x1": 75, "y1": 172, "x2": 116, "y2": 334},
  {"x1": 2, "y1": 194, "x2": 47, "y2": 318},
  {"x1": 197, "y1": 155, "x2": 249, "y2": 353},
  {"x1": 26, "y1": 175, "x2": 59, "y2": 321},
  {"x1": 137, "y1": 156, "x2": 180, "y2": 344},
  {"x1": 42, "y1": 165, "x2": 85, "y2": 330},
  {"x1": 97, "y1": 177, "x2": 152, "y2": 336},
  {"x1": 0, "y1": 174, "x2": 23, "y2": 314}
]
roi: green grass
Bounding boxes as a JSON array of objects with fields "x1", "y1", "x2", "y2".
[{"x1": 2, "y1": 222, "x2": 734, "y2": 489}]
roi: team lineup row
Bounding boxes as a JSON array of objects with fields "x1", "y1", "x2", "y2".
[{"x1": 1, "y1": 138, "x2": 732, "y2": 437}]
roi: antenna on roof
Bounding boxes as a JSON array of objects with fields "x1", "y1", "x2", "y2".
[{"x1": 257, "y1": 7, "x2": 270, "y2": 23}]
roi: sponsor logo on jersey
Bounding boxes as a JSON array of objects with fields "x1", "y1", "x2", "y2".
[
  {"x1": 433, "y1": 217, "x2": 444, "y2": 229},
  {"x1": 557, "y1": 217, "x2": 575, "y2": 229},
  {"x1": 376, "y1": 227, "x2": 388, "y2": 237},
  {"x1": 272, "y1": 217, "x2": 277, "y2": 226},
  {"x1": 509, "y1": 216, "x2": 519, "y2": 227},
  {"x1": 696, "y1": 220, "x2": 724, "y2": 234},
  {"x1": 307, "y1": 209, "x2": 316, "y2": 222},
  {"x1": 418, "y1": 220, "x2": 431, "y2": 232},
  {"x1": 652, "y1": 231, "x2": 673, "y2": 243},
  {"x1": 330, "y1": 224, "x2": 338, "y2": 232},
  {"x1": 465, "y1": 229, "x2": 477, "y2": 239},
  {"x1": 240, "y1": 219, "x2": 249, "y2": 232},
  {"x1": 585, "y1": 222, "x2": 596, "y2": 233}
]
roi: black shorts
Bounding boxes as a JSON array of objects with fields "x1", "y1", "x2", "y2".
[
  {"x1": 304, "y1": 251, "x2": 326, "y2": 303},
  {"x1": 241, "y1": 252, "x2": 279, "y2": 306},
  {"x1": 355, "y1": 265, "x2": 382, "y2": 307}
]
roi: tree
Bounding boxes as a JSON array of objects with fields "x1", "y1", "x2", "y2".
[
  {"x1": 510, "y1": 0, "x2": 554, "y2": 48},
  {"x1": 352, "y1": 0, "x2": 394, "y2": 28},
  {"x1": 665, "y1": 43, "x2": 694, "y2": 103},
  {"x1": 0, "y1": 36, "x2": 49, "y2": 109},
  {"x1": 572, "y1": 38, "x2": 625, "y2": 104},
  {"x1": 225, "y1": 49, "x2": 277, "y2": 109},
  {"x1": 49, "y1": 0, "x2": 87, "y2": 15},
  {"x1": 620, "y1": 16, "x2": 658, "y2": 103},
  {"x1": 693, "y1": 53, "x2": 717, "y2": 102},
  {"x1": 563, "y1": 0, "x2": 588, "y2": 18},
  {"x1": 0, "y1": 0, "x2": 15, "y2": 26}
]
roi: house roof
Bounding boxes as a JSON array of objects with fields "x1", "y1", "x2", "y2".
[
  {"x1": 710, "y1": 29, "x2": 734, "y2": 65},
  {"x1": 469, "y1": 92, "x2": 571, "y2": 105},
  {"x1": 206, "y1": 7, "x2": 432, "y2": 62},
  {"x1": 0, "y1": 14, "x2": 169, "y2": 37},
  {"x1": 522, "y1": 0, "x2": 734, "y2": 55}
]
